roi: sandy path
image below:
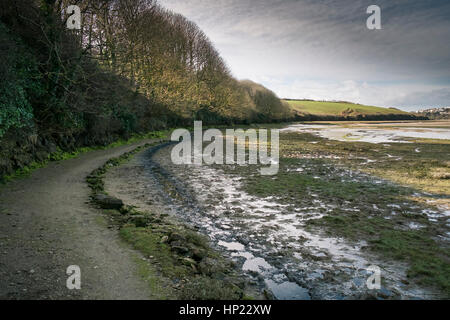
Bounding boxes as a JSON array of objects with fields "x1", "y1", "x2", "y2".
[{"x1": 0, "y1": 139, "x2": 161, "y2": 299}]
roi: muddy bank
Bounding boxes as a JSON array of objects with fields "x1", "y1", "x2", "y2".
[
  {"x1": 281, "y1": 123, "x2": 450, "y2": 143},
  {"x1": 104, "y1": 140, "x2": 446, "y2": 299}
]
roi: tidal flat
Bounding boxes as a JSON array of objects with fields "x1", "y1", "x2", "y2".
[{"x1": 104, "y1": 121, "x2": 450, "y2": 299}]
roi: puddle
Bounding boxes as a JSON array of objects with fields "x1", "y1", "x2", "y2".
[
  {"x1": 265, "y1": 279, "x2": 311, "y2": 300},
  {"x1": 408, "y1": 222, "x2": 425, "y2": 230}
]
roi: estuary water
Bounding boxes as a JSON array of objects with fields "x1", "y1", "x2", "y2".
[{"x1": 280, "y1": 123, "x2": 450, "y2": 143}]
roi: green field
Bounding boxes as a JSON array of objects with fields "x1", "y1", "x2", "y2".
[{"x1": 284, "y1": 100, "x2": 409, "y2": 116}]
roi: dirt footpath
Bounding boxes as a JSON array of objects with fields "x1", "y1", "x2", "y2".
[{"x1": 0, "y1": 140, "x2": 160, "y2": 299}]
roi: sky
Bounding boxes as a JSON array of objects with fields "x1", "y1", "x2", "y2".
[{"x1": 159, "y1": 0, "x2": 450, "y2": 111}]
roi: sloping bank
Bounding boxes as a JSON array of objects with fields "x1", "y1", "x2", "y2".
[{"x1": 87, "y1": 142, "x2": 265, "y2": 300}]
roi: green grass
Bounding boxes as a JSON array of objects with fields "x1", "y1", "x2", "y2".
[
  {"x1": 120, "y1": 225, "x2": 188, "y2": 279},
  {"x1": 284, "y1": 100, "x2": 409, "y2": 116},
  {"x1": 132, "y1": 254, "x2": 175, "y2": 299}
]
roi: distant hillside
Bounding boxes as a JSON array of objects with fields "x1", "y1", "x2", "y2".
[{"x1": 283, "y1": 99, "x2": 424, "y2": 121}]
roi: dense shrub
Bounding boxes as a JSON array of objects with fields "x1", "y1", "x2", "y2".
[{"x1": 0, "y1": 23, "x2": 42, "y2": 138}]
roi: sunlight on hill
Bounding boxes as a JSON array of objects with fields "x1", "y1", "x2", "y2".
[{"x1": 285, "y1": 100, "x2": 409, "y2": 116}]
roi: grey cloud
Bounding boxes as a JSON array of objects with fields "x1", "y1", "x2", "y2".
[
  {"x1": 387, "y1": 88, "x2": 450, "y2": 110},
  {"x1": 159, "y1": 0, "x2": 450, "y2": 109}
]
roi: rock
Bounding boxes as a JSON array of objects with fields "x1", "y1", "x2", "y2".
[
  {"x1": 236, "y1": 236, "x2": 250, "y2": 245},
  {"x1": 46, "y1": 142, "x2": 57, "y2": 154},
  {"x1": 35, "y1": 151, "x2": 48, "y2": 162},
  {"x1": 170, "y1": 240, "x2": 183, "y2": 247},
  {"x1": 119, "y1": 205, "x2": 133, "y2": 215},
  {"x1": 233, "y1": 207, "x2": 244, "y2": 214},
  {"x1": 168, "y1": 232, "x2": 186, "y2": 243},
  {"x1": 171, "y1": 245, "x2": 190, "y2": 256},
  {"x1": 378, "y1": 287, "x2": 394, "y2": 299},
  {"x1": 170, "y1": 241, "x2": 190, "y2": 256},
  {"x1": 93, "y1": 194, "x2": 123, "y2": 210},
  {"x1": 160, "y1": 235, "x2": 169, "y2": 244},
  {"x1": 191, "y1": 247, "x2": 207, "y2": 262},
  {"x1": 128, "y1": 215, "x2": 151, "y2": 228}
]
